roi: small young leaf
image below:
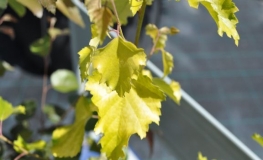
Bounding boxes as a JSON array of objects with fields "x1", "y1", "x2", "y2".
[
  {"x1": 187, "y1": 0, "x2": 240, "y2": 46},
  {"x1": 56, "y1": 0, "x2": 85, "y2": 28},
  {"x1": 29, "y1": 34, "x2": 51, "y2": 57},
  {"x1": 153, "y1": 78, "x2": 181, "y2": 105},
  {"x1": 89, "y1": 7, "x2": 113, "y2": 44},
  {"x1": 91, "y1": 38, "x2": 146, "y2": 96},
  {"x1": 78, "y1": 46, "x2": 95, "y2": 82},
  {"x1": 0, "y1": 97, "x2": 25, "y2": 121},
  {"x1": 16, "y1": 0, "x2": 43, "y2": 18},
  {"x1": 162, "y1": 50, "x2": 174, "y2": 77},
  {"x1": 39, "y1": 0, "x2": 56, "y2": 14},
  {"x1": 13, "y1": 135, "x2": 46, "y2": 153},
  {"x1": 146, "y1": 24, "x2": 179, "y2": 51},
  {"x1": 86, "y1": 72, "x2": 165, "y2": 159},
  {"x1": 8, "y1": 0, "x2": 26, "y2": 17},
  {"x1": 198, "y1": 152, "x2": 208, "y2": 160},
  {"x1": 252, "y1": 133, "x2": 263, "y2": 147},
  {"x1": 51, "y1": 69, "x2": 78, "y2": 93},
  {"x1": 52, "y1": 97, "x2": 94, "y2": 157}
]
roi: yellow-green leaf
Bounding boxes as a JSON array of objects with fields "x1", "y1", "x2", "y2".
[
  {"x1": 187, "y1": 0, "x2": 239, "y2": 46},
  {"x1": 91, "y1": 38, "x2": 146, "y2": 96},
  {"x1": 30, "y1": 34, "x2": 51, "y2": 57},
  {"x1": 252, "y1": 133, "x2": 263, "y2": 147},
  {"x1": 198, "y1": 152, "x2": 208, "y2": 160},
  {"x1": 89, "y1": 7, "x2": 113, "y2": 44},
  {"x1": 0, "y1": 97, "x2": 25, "y2": 121},
  {"x1": 8, "y1": 0, "x2": 26, "y2": 17},
  {"x1": 89, "y1": 24, "x2": 100, "y2": 47},
  {"x1": 52, "y1": 96, "x2": 94, "y2": 157},
  {"x1": 14, "y1": 135, "x2": 46, "y2": 153},
  {"x1": 162, "y1": 50, "x2": 174, "y2": 77},
  {"x1": 101, "y1": 0, "x2": 133, "y2": 25},
  {"x1": 153, "y1": 78, "x2": 181, "y2": 105},
  {"x1": 78, "y1": 46, "x2": 95, "y2": 81},
  {"x1": 129, "y1": 0, "x2": 143, "y2": 15},
  {"x1": 16, "y1": 0, "x2": 43, "y2": 18},
  {"x1": 86, "y1": 72, "x2": 165, "y2": 159},
  {"x1": 56, "y1": 0, "x2": 85, "y2": 28},
  {"x1": 38, "y1": 0, "x2": 56, "y2": 14},
  {"x1": 50, "y1": 69, "x2": 78, "y2": 93},
  {"x1": 146, "y1": 24, "x2": 179, "y2": 51}
]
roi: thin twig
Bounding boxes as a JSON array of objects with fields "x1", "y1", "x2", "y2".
[
  {"x1": 0, "y1": 120, "x2": 2, "y2": 136},
  {"x1": 134, "y1": 0, "x2": 147, "y2": 47},
  {"x1": 14, "y1": 152, "x2": 27, "y2": 160},
  {"x1": 109, "y1": 0, "x2": 124, "y2": 37}
]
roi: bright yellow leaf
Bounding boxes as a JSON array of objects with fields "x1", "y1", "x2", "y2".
[{"x1": 86, "y1": 72, "x2": 165, "y2": 159}]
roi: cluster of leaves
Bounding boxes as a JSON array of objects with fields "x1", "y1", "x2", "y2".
[{"x1": 0, "y1": 0, "x2": 241, "y2": 160}]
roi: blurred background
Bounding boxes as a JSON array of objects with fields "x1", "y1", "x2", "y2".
[{"x1": 1, "y1": 0, "x2": 263, "y2": 159}]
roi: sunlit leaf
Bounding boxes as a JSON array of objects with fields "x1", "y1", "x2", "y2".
[
  {"x1": 198, "y1": 152, "x2": 208, "y2": 160},
  {"x1": 14, "y1": 135, "x2": 46, "y2": 153},
  {"x1": 91, "y1": 38, "x2": 146, "y2": 96},
  {"x1": 86, "y1": 72, "x2": 165, "y2": 159},
  {"x1": 29, "y1": 34, "x2": 51, "y2": 57},
  {"x1": 52, "y1": 97, "x2": 94, "y2": 157},
  {"x1": 56, "y1": 0, "x2": 85, "y2": 28},
  {"x1": 187, "y1": 0, "x2": 239, "y2": 46},
  {"x1": 38, "y1": 0, "x2": 56, "y2": 14},
  {"x1": 51, "y1": 69, "x2": 78, "y2": 93},
  {"x1": 0, "y1": 97, "x2": 25, "y2": 121},
  {"x1": 78, "y1": 46, "x2": 96, "y2": 82},
  {"x1": 153, "y1": 78, "x2": 181, "y2": 105},
  {"x1": 16, "y1": 0, "x2": 43, "y2": 18},
  {"x1": 162, "y1": 50, "x2": 174, "y2": 77},
  {"x1": 8, "y1": 0, "x2": 26, "y2": 17},
  {"x1": 130, "y1": 0, "x2": 143, "y2": 15},
  {"x1": 252, "y1": 133, "x2": 263, "y2": 147},
  {"x1": 89, "y1": 24, "x2": 100, "y2": 47},
  {"x1": 89, "y1": 7, "x2": 113, "y2": 44},
  {"x1": 146, "y1": 24, "x2": 179, "y2": 51}
]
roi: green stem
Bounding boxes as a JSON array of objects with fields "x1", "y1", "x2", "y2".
[{"x1": 134, "y1": 0, "x2": 147, "y2": 47}]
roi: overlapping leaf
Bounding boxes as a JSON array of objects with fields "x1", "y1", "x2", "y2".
[
  {"x1": 0, "y1": 97, "x2": 25, "y2": 121},
  {"x1": 91, "y1": 37, "x2": 146, "y2": 96},
  {"x1": 86, "y1": 72, "x2": 165, "y2": 159},
  {"x1": 153, "y1": 78, "x2": 181, "y2": 105},
  {"x1": 78, "y1": 46, "x2": 95, "y2": 81},
  {"x1": 16, "y1": 0, "x2": 43, "y2": 18},
  {"x1": 89, "y1": 24, "x2": 100, "y2": 47},
  {"x1": 89, "y1": 7, "x2": 113, "y2": 44},
  {"x1": 8, "y1": 0, "x2": 26, "y2": 17},
  {"x1": 187, "y1": 0, "x2": 240, "y2": 46},
  {"x1": 52, "y1": 97, "x2": 94, "y2": 157}
]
